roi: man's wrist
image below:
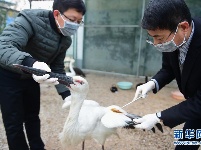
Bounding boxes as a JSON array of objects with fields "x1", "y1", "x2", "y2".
[
  {"x1": 22, "y1": 56, "x2": 36, "y2": 67},
  {"x1": 151, "y1": 79, "x2": 159, "y2": 92},
  {"x1": 156, "y1": 112, "x2": 163, "y2": 122},
  {"x1": 156, "y1": 112, "x2": 161, "y2": 118},
  {"x1": 60, "y1": 90, "x2": 71, "y2": 100}
]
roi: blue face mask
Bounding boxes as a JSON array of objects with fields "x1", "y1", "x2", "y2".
[
  {"x1": 147, "y1": 25, "x2": 186, "y2": 52},
  {"x1": 56, "y1": 14, "x2": 79, "y2": 36}
]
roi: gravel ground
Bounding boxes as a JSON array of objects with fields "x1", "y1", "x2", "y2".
[{"x1": 0, "y1": 71, "x2": 190, "y2": 150}]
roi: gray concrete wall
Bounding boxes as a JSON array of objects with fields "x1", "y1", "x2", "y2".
[{"x1": 80, "y1": 0, "x2": 201, "y2": 77}]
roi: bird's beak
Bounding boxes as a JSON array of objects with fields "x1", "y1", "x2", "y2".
[{"x1": 125, "y1": 113, "x2": 141, "y2": 120}]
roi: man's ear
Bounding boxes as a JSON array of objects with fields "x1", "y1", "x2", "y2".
[
  {"x1": 53, "y1": 10, "x2": 60, "y2": 19},
  {"x1": 179, "y1": 21, "x2": 190, "y2": 32}
]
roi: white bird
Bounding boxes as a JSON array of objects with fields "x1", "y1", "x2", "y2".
[
  {"x1": 65, "y1": 58, "x2": 86, "y2": 78},
  {"x1": 59, "y1": 76, "x2": 140, "y2": 150},
  {"x1": 66, "y1": 59, "x2": 76, "y2": 77}
]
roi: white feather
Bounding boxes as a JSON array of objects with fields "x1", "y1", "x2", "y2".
[
  {"x1": 101, "y1": 110, "x2": 131, "y2": 128},
  {"x1": 62, "y1": 96, "x2": 100, "y2": 109}
]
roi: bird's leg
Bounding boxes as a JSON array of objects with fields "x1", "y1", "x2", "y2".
[
  {"x1": 102, "y1": 145, "x2": 104, "y2": 150},
  {"x1": 82, "y1": 141, "x2": 85, "y2": 150}
]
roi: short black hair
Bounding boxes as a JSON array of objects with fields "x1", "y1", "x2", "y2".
[
  {"x1": 141, "y1": 0, "x2": 192, "y2": 31},
  {"x1": 53, "y1": 0, "x2": 86, "y2": 15}
]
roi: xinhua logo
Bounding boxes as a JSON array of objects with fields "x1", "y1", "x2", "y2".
[{"x1": 173, "y1": 129, "x2": 201, "y2": 145}]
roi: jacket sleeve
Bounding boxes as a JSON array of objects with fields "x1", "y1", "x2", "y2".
[
  {"x1": 0, "y1": 13, "x2": 34, "y2": 66},
  {"x1": 50, "y1": 49, "x2": 71, "y2": 98},
  {"x1": 152, "y1": 53, "x2": 176, "y2": 93},
  {"x1": 161, "y1": 87, "x2": 201, "y2": 128}
]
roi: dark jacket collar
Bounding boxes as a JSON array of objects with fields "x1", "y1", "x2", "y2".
[{"x1": 49, "y1": 11, "x2": 63, "y2": 36}]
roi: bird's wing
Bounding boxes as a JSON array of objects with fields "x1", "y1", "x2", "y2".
[
  {"x1": 62, "y1": 100, "x2": 71, "y2": 109},
  {"x1": 62, "y1": 96, "x2": 72, "y2": 109},
  {"x1": 82, "y1": 100, "x2": 100, "y2": 106},
  {"x1": 62, "y1": 99, "x2": 100, "y2": 109},
  {"x1": 77, "y1": 106, "x2": 106, "y2": 134},
  {"x1": 101, "y1": 111, "x2": 132, "y2": 128}
]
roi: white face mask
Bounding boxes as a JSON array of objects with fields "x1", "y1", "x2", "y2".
[
  {"x1": 147, "y1": 26, "x2": 186, "y2": 52},
  {"x1": 56, "y1": 13, "x2": 79, "y2": 36}
]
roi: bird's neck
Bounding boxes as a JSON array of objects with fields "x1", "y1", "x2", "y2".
[
  {"x1": 69, "y1": 61, "x2": 75, "y2": 74},
  {"x1": 66, "y1": 94, "x2": 85, "y2": 124}
]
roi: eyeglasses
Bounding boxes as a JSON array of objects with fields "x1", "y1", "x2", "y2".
[
  {"x1": 146, "y1": 30, "x2": 174, "y2": 46},
  {"x1": 61, "y1": 13, "x2": 84, "y2": 25}
]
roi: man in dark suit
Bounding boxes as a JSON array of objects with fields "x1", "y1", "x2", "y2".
[{"x1": 133, "y1": 0, "x2": 201, "y2": 149}]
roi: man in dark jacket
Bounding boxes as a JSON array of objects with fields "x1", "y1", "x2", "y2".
[
  {"x1": 0, "y1": 0, "x2": 86, "y2": 149},
  {"x1": 133, "y1": 0, "x2": 201, "y2": 149}
]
